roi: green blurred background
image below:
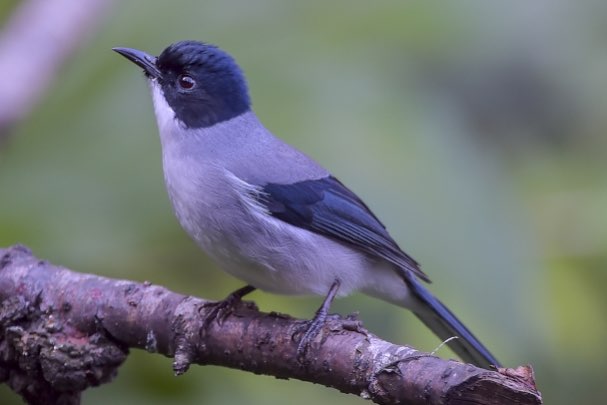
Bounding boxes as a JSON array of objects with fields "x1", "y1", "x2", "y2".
[{"x1": 1, "y1": 1, "x2": 606, "y2": 403}]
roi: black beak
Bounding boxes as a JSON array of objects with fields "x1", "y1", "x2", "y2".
[{"x1": 113, "y1": 47, "x2": 161, "y2": 79}]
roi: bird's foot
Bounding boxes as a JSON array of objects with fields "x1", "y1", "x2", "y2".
[
  {"x1": 295, "y1": 280, "x2": 341, "y2": 362},
  {"x1": 202, "y1": 285, "x2": 256, "y2": 329},
  {"x1": 296, "y1": 313, "x2": 327, "y2": 360}
]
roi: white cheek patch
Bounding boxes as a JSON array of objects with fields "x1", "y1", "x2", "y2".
[{"x1": 149, "y1": 81, "x2": 176, "y2": 130}]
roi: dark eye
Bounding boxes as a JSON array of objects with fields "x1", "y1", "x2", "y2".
[{"x1": 177, "y1": 74, "x2": 196, "y2": 90}]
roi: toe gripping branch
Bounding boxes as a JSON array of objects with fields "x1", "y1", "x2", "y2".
[
  {"x1": 202, "y1": 285, "x2": 256, "y2": 330},
  {"x1": 296, "y1": 279, "x2": 341, "y2": 360},
  {"x1": 173, "y1": 284, "x2": 256, "y2": 374}
]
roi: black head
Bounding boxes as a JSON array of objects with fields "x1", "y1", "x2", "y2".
[{"x1": 114, "y1": 41, "x2": 251, "y2": 128}]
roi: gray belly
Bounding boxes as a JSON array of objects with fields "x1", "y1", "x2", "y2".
[
  {"x1": 173, "y1": 190, "x2": 372, "y2": 296},
  {"x1": 161, "y1": 155, "x2": 407, "y2": 302}
]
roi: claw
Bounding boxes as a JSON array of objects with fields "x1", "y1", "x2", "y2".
[
  {"x1": 202, "y1": 285, "x2": 256, "y2": 330},
  {"x1": 295, "y1": 280, "x2": 340, "y2": 361}
]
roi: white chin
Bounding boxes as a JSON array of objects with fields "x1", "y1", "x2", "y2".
[{"x1": 149, "y1": 80, "x2": 183, "y2": 135}]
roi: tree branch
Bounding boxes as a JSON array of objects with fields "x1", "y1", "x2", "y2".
[{"x1": 0, "y1": 245, "x2": 542, "y2": 404}]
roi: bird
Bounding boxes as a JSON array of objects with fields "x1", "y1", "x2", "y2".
[{"x1": 113, "y1": 40, "x2": 501, "y2": 369}]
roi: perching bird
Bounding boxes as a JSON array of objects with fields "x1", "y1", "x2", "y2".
[{"x1": 113, "y1": 40, "x2": 501, "y2": 369}]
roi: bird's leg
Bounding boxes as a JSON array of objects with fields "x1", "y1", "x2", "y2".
[
  {"x1": 296, "y1": 279, "x2": 341, "y2": 360},
  {"x1": 202, "y1": 285, "x2": 256, "y2": 328}
]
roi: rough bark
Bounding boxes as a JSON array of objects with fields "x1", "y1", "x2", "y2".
[{"x1": 0, "y1": 245, "x2": 542, "y2": 405}]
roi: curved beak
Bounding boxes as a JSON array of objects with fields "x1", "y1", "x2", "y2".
[{"x1": 112, "y1": 47, "x2": 161, "y2": 79}]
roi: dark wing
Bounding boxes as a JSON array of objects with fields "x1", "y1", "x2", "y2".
[{"x1": 259, "y1": 175, "x2": 430, "y2": 282}]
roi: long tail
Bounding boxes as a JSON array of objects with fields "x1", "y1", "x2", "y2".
[{"x1": 407, "y1": 277, "x2": 501, "y2": 369}]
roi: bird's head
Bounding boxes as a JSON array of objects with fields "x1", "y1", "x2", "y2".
[{"x1": 113, "y1": 41, "x2": 251, "y2": 129}]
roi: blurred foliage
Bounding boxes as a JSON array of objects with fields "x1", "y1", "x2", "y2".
[{"x1": 1, "y1": 0, "x2": 606, "y2": 404}]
